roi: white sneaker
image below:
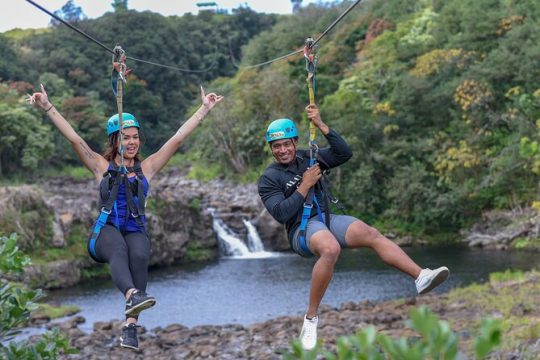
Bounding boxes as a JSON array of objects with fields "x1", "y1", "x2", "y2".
[
  {"x1": 299, "y1": 315, "x2": 318, "y2": 351},
  {"x1": 415, "y1": 266, "x2": 449, "y2": 294}
]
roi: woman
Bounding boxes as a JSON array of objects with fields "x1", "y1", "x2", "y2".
[{"x1": 28, "y1": 84, "x2": 223, "y2": 351}]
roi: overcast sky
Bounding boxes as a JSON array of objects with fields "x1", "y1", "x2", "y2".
[{"x1": 2, "y1": 0, "x2": 320, "y2": 33}]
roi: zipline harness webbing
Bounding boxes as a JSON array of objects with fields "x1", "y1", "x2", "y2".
[
  {"x1": 296, "y1": 36, "x2": 325, "y2": 255},
  {"x1": 112, "y1": 45, "x2": 128, "y2": 173}
]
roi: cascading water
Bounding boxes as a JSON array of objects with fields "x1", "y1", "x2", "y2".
[
  {"x1": 209, "y1": 208, "x2": 276, "y2": 259},
  {"x1": 243, "y1": 219, "x2": 265, "y2": 252}
]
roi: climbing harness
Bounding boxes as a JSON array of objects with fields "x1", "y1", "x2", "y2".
[{"x1": 88, "y1": 161, "x2": 148, "y2": 261}]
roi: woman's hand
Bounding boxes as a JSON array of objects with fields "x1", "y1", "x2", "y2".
[
  {"x1": 201, "y1": 86, "x2": 224, "y2": 111},
  {"x1": 27, "y1": 84, "x2": 53, "y2": 111}
]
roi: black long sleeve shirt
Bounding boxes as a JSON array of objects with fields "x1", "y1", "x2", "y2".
[{"x1": 258, "y1": 128, "x2": 353, "y2": 242}]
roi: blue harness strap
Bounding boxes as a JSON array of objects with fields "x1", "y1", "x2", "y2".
[
  {"x1": 297, "y1": 152, "x2": 324, "y2": 255},
  {"x1": 88, "y1": 208, "x2": 111, "y2": 259}
]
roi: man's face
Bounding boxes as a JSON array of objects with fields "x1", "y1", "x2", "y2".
[{"x1": 270, "y1": 138, "x2": 297, "y2": 165}]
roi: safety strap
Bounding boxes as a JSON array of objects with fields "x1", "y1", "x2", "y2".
[
  {"x1": 297, "y1": 37, "x2": 324, "y2": 254},
  {"x1": 112, "y1": 45, "x2": 128, "y2": 173},
  {"x1": 88, "y1": 166, "x2": 121, "y2": 259},
  {"x1": 123, "y1": 172, "x2": 147, "y2": 235}
]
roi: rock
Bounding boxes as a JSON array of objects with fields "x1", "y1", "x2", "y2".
[
  {"x1": 23, "y1": 260, "x2": 82, "y2": 289},
  {"x1": 462, "y1": 208, "x2": 539, "y2": 249},
  {"x1": 1, "y1": 169, "x2": 289, "y2": 289},
  {"x1": 51, "y1": 215, "x2": 66, "y2": 247},
  {"x1": 252, "y1": 209, "x2": 289, "y2": 250}
]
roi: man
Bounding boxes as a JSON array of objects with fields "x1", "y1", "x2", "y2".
[{"x1": 258, "y1": 104, "x2": 449, "y2": 350}]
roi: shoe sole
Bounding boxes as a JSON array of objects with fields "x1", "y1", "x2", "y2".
[
  {"x1": 120, "y1": 338, "x2": 139, "y2": 351},
  {"x1": 418, "y1": 268, "x2": 449, "y2": 294},
  {"x1": 125, "y1": 298, "x2": 157, "y2": 316}
]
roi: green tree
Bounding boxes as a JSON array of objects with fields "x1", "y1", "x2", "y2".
[
  {"x1": 50, "y1": 0, "x2": 86, "y2": 26},
  {"x1": 111, "y1": 0, "x2": 129, "y2": 12},
  {"x1": 0, "y1": 84, "x2": 53, "y2": 177}
]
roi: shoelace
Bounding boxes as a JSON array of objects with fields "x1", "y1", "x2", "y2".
[{"x1": 303, "y1": 320, "x2": 317, "y2": 341}]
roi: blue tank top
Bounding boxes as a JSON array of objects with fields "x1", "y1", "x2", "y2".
[{"x1": 105, "y1": 169, "x2": 149, "y2": 232}]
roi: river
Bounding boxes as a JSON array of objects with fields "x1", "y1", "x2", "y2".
[{"x1": 43, "y1": 245, "x2": 538, "y2": 333}]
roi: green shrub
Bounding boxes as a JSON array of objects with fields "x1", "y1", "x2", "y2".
[
  {"x1": 0, "y1": 233, "x2": 77, "y2": 357},
  {"x1": 284, "y1": 306, "x2": 501, "y2": 360}
]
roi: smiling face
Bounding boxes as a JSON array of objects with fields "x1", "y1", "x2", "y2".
[
  {"x1": 270, "y1": 138, "x2": 297, "y2": 165},
  {"x1": 121, "y1": 127, "x2": 140, "y2": 160}
]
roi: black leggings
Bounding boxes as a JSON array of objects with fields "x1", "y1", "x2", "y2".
[{"x1": 94, "y1": 225, "x2": 150, "y2": 296}]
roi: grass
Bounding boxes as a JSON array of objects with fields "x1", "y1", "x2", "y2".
[
  {"x1": 28, "y1": 223, "x2": 88, "y2": 264},
  {"x1": 42, "y1": 165, "x2": 93, "y2": 181},
  {"x1": 33, "y1": 303, "x2": 80, "y2": 320},
  {"x1": 184, "y1": 242, "x2": 216, "y2": 262},
  {"x1": 443, "y1": 269, "x2": 540, "y2": 355},
  {"x1": 511, "y1": 236, "x2": 540, "y2": 250}
]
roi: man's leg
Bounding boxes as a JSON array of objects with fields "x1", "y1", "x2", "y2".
[
  {"x1": 342, "y1": 218, "x2": 449, "y2": 293},
  {"x1": 344, "y1": 219, "x2": 421, "y2": 278},
  {"x1": 297, "y1": 228, "x2": 341, "y2": 351},
  {"x1": 307, "y1": 230, "x2": 341, "y2": 317}
]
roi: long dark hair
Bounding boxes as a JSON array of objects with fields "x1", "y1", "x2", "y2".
[{"x1": 103, "y1": 130, "x2": 143, "y2": 162}]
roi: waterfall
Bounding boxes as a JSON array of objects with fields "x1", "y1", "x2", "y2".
[
  {"x1": 243, "y1": 219, "x2": 265, "y2": 252},
  {"x1": 212, "y1": 215, "x2": 251, "y2": 257},
  {"x1": 209, "y1": 208, "x2": 276, "y2": 259}
]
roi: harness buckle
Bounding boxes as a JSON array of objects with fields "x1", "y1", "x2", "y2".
[
  {"x1": 101, "y1": 207, "x2": 112, "y2": 215},
  {"x1": 131, "y1": 212, "x2": 139, "y2": 218},
  {"x1": 303, "y1": 203, "x2": 313, "y2": 209}
]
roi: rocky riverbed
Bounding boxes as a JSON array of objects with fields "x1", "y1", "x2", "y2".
[{"x1": 31, "y1": 271, "x2": 539, "y2": 360}]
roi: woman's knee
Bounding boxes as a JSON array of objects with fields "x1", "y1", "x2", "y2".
[
  {"x1": 129, "y1": 248, "x2": 150, "y2": 266},
  {"x1": 96, "y1": 237, "x2": 128, "y2": 262}
]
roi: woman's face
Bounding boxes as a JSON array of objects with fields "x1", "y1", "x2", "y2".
[{"x1": 121, "y1": 127, "x2": 140, "y2": 159}]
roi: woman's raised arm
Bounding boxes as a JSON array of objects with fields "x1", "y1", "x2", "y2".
[
  {"x1": 142, "y1": 86, "x2": 223, "y2": 181},
  {"x1": 28, "y1": 84, "x2": 108, "y2": 180}
]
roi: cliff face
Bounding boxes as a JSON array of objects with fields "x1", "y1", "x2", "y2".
[{"x1": 0, "y1": 169, "x2": 289, "y2": 289}]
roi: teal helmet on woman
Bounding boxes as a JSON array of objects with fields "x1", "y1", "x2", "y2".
[
  {"x1": 265, "y1": 118, "x2": 298, "y2": 143},
  {"x1": 106, "y1": 113, "x2": 140, "y2": 136}
]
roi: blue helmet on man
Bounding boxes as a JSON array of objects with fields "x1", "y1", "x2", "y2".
[
  {"x1": 106, "y1": 113, "x2": 140, "y2": 136},
  {"x1": 265, "y1": 118, "x2": 298, "y2": 143}
]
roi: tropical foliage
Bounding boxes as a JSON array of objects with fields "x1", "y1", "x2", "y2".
[{"x1": 0, "y1": 234, "x2": 75, "y2": 358}]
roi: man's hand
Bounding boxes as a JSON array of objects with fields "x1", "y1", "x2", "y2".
[{"x1": 305, "y1": 104, "x2": 329, "y2": 135}]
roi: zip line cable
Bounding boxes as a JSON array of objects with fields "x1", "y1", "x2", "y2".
[
  {"x1": 312, "y1": 0, "x2": 363, "y2": 47},
  {"x1": 25, "y1": 0, "x2": 115, "y2": 55},
  {"x1": 126, "y1": 47, "x2": 218, "y2": 74},
  {"x1": 241, "y1": 49, "x2": 304, "y2": 69},
  {"x1": 237, "y1": 0, "x2": 364, "y2": 69},
  {"x1": 25, "y1": 0, "x2": 217, "y2": 74},
  {"x1": 26, "y1": 0, "x2": 362, "y2": 72}
]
